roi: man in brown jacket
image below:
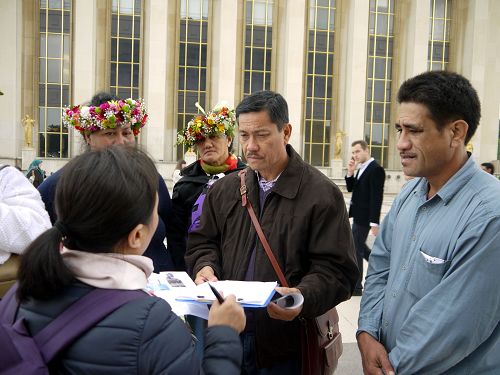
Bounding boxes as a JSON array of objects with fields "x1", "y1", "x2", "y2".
[{"x1": 185, "y1": 90, "x2": 358, "y2": 374}]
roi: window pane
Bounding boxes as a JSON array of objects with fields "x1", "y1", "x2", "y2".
[
  {"x1": 47, "y1": 59, "x2": 61, "y2": 83},
  {"x1": 47, "y1": 10, "x2": 62, "y2": 33},
  {"x1": 110, "y1": 63, "x2": 117, "y2": 86},
  {"x1": 252, "y1": 48, "x2": 265, "y2": 70},
  {"x1": 47, "y1": 85, "x2": 61, "y2": 107},
  {"x1": 186, "y1": 43, "x2": 200, "y2": 66},
  {"x1": 39, "y1": 58, "x2": 46, "y2": 81},
  {"x1": 132, "y1": 64, "x2": 139, "y2": 86},
  {"x1": 47, "y1": 108, "x2": 61, "y2": 132},
  {"x1": 63, "y1": 11, "x2": 70, "y2": 33},
  {"x1": 316, "y1": 8, "x2": 329, "y2": 30},
  {"x1": 39, "y1": 108, "x2": 46, "y2": 132},
  {"x1": 119, "y1": 38, "x2": 132, "y2": 61},
  {"x1": 133, "y1": 39, "x2": 140, "y2": 62},
  {"x1": 119, "y1": 0, "x2": 134, "y2": 15},
  {"x1": 117, "y1": 63, "x2": 132, "y2": 86},
  {"x1": 376, "y1": 14, "x2": 388, "y2": 34},
  {"x1": 119, "y1": 16, "x2": 133, "y2": 37},
  {"x1": 47, "y1": 133, "x2": 61, "y2": 157},
  {"x1": 47, "y1": 34, "x2": 62, "y2": 57},
  {"x1": 49, "y1": 0, "x2": 62, "y2": 9},
  {"x1": 373, "y1": 80, "x2": 385, "y2": 101},
  {"x1": 185, "y1": 68, "x2": 200, "y2": 90},
  {"x1": 40, "y1": 10, "x2": 47, "y2": 32}
]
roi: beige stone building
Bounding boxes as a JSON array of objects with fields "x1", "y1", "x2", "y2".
[{"x1": 1, "y1": 0, "x2": 499, "y2": 188}]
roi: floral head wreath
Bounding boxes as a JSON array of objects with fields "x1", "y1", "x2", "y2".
[
  {"x1": 177, "y1": 101, "x2": 236, "y2": 148},
  {"x1": 62, "y1": 98, "x2": 148, "y2": 136}
]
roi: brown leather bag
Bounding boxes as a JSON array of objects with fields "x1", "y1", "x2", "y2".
[{"x1": 238, "y1": 170, "x2": 342, "y2": 375}]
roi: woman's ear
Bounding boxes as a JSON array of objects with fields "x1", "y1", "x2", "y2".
[
  {"x1": 126, "y1": 223, "x2": 146, "y2": 255},
  {"x1": 84, "y1": 133, "x2": 91, "y2": 145}
]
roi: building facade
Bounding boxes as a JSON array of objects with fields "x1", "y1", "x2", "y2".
[{"x1": 1, "y1": 0, "x2": 499, "y2": 184}]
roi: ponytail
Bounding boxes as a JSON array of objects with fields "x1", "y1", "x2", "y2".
[{"x1": 17, "y1": 227, "x2": 74, "y2": 301}]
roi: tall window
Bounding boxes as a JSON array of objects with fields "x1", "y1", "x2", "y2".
[
  {"x1": 365, "y1": 0, "x2": 394, "y2": 166},
  {"x1": 110, "y1": 0, "x2": 142, "y2": 99},
  {"x1": 38, "y1": 0, "x2": 71, "y2": 158},
  {"x1": 428, "y1": 0, "x2": 451, "y2": 70},
  {"x1": 303, "y1": 0, "x2": 336, "y2": 167},
  {"x1": 177, "y1": 0, "x2": 209, "y2": 158},
  {"x1": 243, "y1": 0, "x2": 273, "y2": 97}
]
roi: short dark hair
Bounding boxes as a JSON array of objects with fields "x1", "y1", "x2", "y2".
[
  {"x1": 397, "y1": 71, "x2": 481, "y2": 144},
  {"x1": 481, "y1": 162, "x2": 495, "y2": 174},
  {"x1": 89, "y1": 91, "x2": 121, "y2": 106},
  {"x1": 236, "y1": 90, "x2": 289, "y2": 131},
  {"x1": 351, "y1": 140, "x2": 368, "y2": 150},
  {"x1": 17, "y1": 146, "x2": 158, "y2": 301}
]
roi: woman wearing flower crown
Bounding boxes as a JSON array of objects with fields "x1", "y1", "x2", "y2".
[
  {"x1": 169, "y1": 101, "x2": 246, "y2": 356},
  {"x1": 169, "y1": 102, "x2": 246, "y2": 271},
  {"x1": 38, "y1": 92, "x2": 175, "y2": 272}
]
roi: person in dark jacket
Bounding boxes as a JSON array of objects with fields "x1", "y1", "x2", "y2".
[
  {"x1": 170, "y1": 101, "x2": 246, "y2": 271},
  {"x1": 38, "y1": 92, "x2": 174, "y2": 272},
  {"x1": 186, "y1": 91, "x2": 358, "y2": 374},
  {"x1": 15, "y1": 146, "x2": 245, "y2": 375},
  {"x1": 345, "y1": 140, "x2": 385, "y2": 296}
]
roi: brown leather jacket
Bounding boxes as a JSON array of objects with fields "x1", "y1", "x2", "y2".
[{"x1": 186, "y1": 145, "x2": 358, "y2": 367}]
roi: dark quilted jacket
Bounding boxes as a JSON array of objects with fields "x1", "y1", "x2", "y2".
[{"x1": 17, "y1": 283, "x2": 242, "y2": 374}]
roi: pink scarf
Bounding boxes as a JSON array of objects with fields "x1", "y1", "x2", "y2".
[{"x1": 61, "y1": 247, "x2": 153, "y2": 290}]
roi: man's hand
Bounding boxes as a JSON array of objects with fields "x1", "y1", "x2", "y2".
[
  {"x1": 267, "y1": 287, "x2": 303, "y2": 321},
  {"x1": 194, "y1": 266, "x2": 218, "y2": 285},
  {"x1": 370, "y1": 226, "x2": 379, "y2": 236},
  {"x1": 357, "y1": 332, "x2": 395, "y2": 375},
  {"x1": 347, "y1": 157, "x2": 357, "y2": 176}
]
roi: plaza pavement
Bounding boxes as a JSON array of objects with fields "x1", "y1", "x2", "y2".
[{"x1": 335, "y1": 195, "x2": 394, "y2": 374}]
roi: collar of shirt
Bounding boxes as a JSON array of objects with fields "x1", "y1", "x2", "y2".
[
  {"x1": 418, "y1": 154, "x2": 477, "y2": 205},
  {"x1": 255, "y1": 170, "x2": 282, "y2": 192},
  {"x1": 357, "y1": 158, "x2": 374, "y2": 178}
]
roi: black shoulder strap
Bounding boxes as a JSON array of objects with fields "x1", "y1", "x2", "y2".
[{"x1": 0, "y1": 165, "x2": 10, "y2": 172}]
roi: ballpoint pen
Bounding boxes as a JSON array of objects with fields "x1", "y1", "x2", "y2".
[{"x1": 208, "y1": 283, "x2": 225, "y2": 304}]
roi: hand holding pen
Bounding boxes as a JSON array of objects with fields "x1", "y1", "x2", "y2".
[
  {"x1": 208, "y1": 283, "x2": 225, "y2": 304},
  {"x1": 207, "y1": 291, "x2": 246, "y2": 333}
]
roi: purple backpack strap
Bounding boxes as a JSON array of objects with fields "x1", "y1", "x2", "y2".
[
  {"x1": 0, "y1": 283, "x2": 20, "y2": 323},
  {"x1": 1, "y1": 285, "x2": 147, "y2": 364},
  {"x1": 36, "y1": 288, "x2": 147, "y2": 362}
]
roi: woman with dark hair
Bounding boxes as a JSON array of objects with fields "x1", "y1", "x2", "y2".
[
  {"x1": 38, "y1": 92, "x2": 174, "y2": 272},
  {"x1": 14, "y1": 146, "x2": 245, "y2": 374}
]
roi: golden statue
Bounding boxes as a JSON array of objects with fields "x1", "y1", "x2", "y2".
[
  {"x1": 334, "y1": 131, "x2": 345, "y2": 159},
  {"x1": 22, "y1": 114, "x2": 35, "y2": 148}
]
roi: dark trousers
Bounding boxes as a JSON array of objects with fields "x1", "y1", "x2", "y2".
[
  {"x1": 240, "y1": 332, "x2": 300, "y2": 375},
  {"x1": 352, "y1": 222, "x2": 371, "y2": 291}
]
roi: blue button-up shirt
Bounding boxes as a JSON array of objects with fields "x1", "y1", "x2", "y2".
[{"x1": 358, "y1": 156, "x2": 500, "y2": 374}]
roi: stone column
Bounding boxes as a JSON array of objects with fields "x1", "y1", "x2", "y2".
[
  {"x1": 388, "y1": 0, "x2": 430, "y2": 169},
  {"x1": 210, "y1": 0, "x2": 240, "y2": 109},
  {"x1": 71, "y1": 0, "x2": 99, "y2": 156},
  {"x1": 142, "y1": 0, "x2": 170, "y2": 161},
  {"x1": 336, "y1": 0, "x2": 370, "y2": 164},
  {"x1": 275, "y1": 0, "x2": 307, "y2": 152},
  {"x1": 453, "y1": 0, "x2": 500, "y2": 162}
]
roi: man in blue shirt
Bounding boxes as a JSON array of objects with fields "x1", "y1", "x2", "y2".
[{"x1": 357, "y1": 71, "x2": 500, "y2": 374}]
